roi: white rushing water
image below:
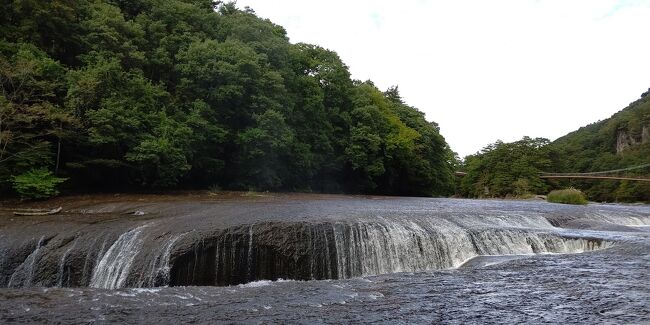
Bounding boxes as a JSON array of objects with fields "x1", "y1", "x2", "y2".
[
  {"x1": 90, "y1": 225, "x2": 149, "y2": 289},
  {"x1": 8, "y1": 236, "x2": 46, "y2": 287},
  {"x1": 4, "y1": 200, "x2": 648, "y2": 288},
  {"x1": 320, "y1": 220, "x2": 595, "y2": 279},
  {"x1": 137, "y1": 232, "x2": 187, "y2": 287},
  {"x1": 205, "y1": 214, "x2": 618, "y2": 285},
  {"x1": 247, "y1": 224, "x2": 254, "y2": 281},
  {"x1": 57, "y1": 238, "x2": 78, "y2": 287}
]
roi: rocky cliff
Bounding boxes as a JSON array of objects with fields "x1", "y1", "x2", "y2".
[{"x1": 616, "y1": 124, "x2": 650, "y2": 153}]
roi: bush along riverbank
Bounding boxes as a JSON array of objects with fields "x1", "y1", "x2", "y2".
[{"x1": 547, "y1": 188, "x2": 588, "y2": 205}]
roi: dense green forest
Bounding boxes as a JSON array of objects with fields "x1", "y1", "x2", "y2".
[
  {"x1": 0, "y1": 0, "x2": 456, "y2": 198},
  {"x1": 459, "y1": 90, "x2": 650, "y2": 202}
]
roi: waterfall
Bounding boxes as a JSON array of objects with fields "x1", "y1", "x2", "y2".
[
  {"x1": 321, "y1": 221, "x2": 610, "y2": 280},
  {"x1": 168, "y1": 218, "x2": 613, "y2": 287},
  {"x1": 80, "y1": 238, "x2": 106, "y2": 285},
  {"x1": 57, "y1": 237, "x2": 78, "y2": 287},
  {"x1": 90, "y1": 225, "x2": 148, "y2": 289},
  {"x1": 324, "y1": 219, "x2": 478, "y2": 278},
  {"x1": 247, "y1": 224, "x2": 254, "y2": 282},
  {"x1": 8, "y1": 236, "x2": 46, "y2": 287},
  {"x1": 4, "y1": 199, "x2": 646, "y2": 289},
  {"x1": 137, "y1": 233, "x2": 186, "y2": 287},
  {"x1": 324, "y1": 226, "x2": 332, "y2": 279}
]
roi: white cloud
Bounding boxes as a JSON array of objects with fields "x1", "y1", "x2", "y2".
[{"x1": 236, "y1": 0, "x2": 650, "y2": 156}]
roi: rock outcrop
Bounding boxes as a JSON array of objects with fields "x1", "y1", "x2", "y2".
[{"x1": 616, "y1": 123, "x2": 650, "y2": 153}]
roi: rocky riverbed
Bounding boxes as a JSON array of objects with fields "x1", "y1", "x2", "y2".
[{"x1": 0, "y1": 193, "x2": 649, "y2": 323}]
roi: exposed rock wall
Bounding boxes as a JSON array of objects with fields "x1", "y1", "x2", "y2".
[{"x1": 616, "y1": 124, "x2": 650, "y2": 153}]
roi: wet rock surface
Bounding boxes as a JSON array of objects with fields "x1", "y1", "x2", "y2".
[
  {"x1": 1, "y1": 241, "x2": 648, "y2": 324},
  {"x1": 0, "y1": 193, "x2": 649, "y2": 323}
]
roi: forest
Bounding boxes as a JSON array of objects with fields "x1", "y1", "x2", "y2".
[
  {"x1": 0, "y1": 0, "x2": 457, "y2": 198},
  {"x1": 2, "y1": 1, "x2": 647, "y2": 202}
]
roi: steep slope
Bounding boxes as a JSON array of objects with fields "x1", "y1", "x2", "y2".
[{"x1": 550, "y1": 89, "x2": 650, "y2": 202}]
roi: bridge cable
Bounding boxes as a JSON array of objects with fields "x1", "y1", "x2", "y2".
[{"x1": 540, "y1": 162, "x2": 650, "y2": 176}]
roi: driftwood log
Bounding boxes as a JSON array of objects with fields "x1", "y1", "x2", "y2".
[{"x1": 11, "y1": 207, "x2": 63, "y2": 216}]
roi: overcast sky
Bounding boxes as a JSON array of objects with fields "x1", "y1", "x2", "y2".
[{"x1": 235, "y1": 0, "x2": 650, "y2": 157}]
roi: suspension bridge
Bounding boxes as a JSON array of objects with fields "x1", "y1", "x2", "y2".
[
  {"x1": 539, "y1": 163, "x2": 650, "y2": 182},
  {"x1": 454, "y1": 163, "x2": 650, "y2": 181}
]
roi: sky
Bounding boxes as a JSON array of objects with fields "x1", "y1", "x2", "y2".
[{"x1": 235, "y1": 0, "x2": 650, "y2": 157}]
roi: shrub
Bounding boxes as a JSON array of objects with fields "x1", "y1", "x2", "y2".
[
  {"x1": 208, "y1": 183, "x2": 222, "y2": 194},
  {"x1": 11, "y1": 168, "x2": 68, "y2": 200},
  {"x1": 547, "y1": 188, "x2": 588, "y2": 205}
]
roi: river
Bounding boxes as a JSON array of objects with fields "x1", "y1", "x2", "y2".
[{"x1": 0, "y1": 194, "x2": 648, "y2": 323}]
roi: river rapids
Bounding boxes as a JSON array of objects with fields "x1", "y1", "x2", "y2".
[{"x1": 0, "y1": 194, "x2": 648, "y2": 323}]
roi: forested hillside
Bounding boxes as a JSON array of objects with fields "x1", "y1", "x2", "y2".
[
  {"x1": 459, "y1": 90, "x2": 650, "y2": 202},
  {"x1": 549, "y1": 89, "x2": 650, "y2": 202},
  {"x1": 0, "y1": 1, "x2": 456, "y2": 198}
]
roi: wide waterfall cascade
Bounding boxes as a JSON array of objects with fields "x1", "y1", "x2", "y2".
[
  {"x1": 1, "y1": 199, "x2": 648, "y2": 289},
  {"x1": 168, "y1": 219, "x2": 614, "y2": 286}
]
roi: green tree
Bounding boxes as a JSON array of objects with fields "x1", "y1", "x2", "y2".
[
  {"x1": 12, "y1": 167, "x2": 67, "y2": 199},
  {"x1": 236, "y1": 109, "x2": 295, "y2": 190},
  {"x1": 461, "y1": 137, "x2": 552, "y2": 198},
  {"x1": 0, "y1": 42, "x2": 73, "y2": 193},
  {"x1": 125, "y1": 112, "x2": 192, "y2": 187}
]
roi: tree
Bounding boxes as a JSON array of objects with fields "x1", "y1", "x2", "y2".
[
  {"x1": 0, "y1": 42, "x2": 72, "y2": 192},
  {"x1": 236, "y1": 109, "x2": 294, "y2": 190},
  {"x1": 12, "y1": 168, "x2": 67, "y2": 199},
  {"x1": 460, "y1": 137, "x2": 552, "y2": 198}
]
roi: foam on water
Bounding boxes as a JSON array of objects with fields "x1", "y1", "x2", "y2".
[{"x1": 238, "y1": 280, "x2": 274, "y2": 288}]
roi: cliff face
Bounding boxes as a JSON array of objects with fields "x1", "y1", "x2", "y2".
[{"x1": 616, "y1": 123, "x2": 650, "y2": 153}]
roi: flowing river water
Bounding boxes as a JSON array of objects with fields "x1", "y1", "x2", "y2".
[{"x1": 0, "y1": 194, "x2": 648, "y2": 323}]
